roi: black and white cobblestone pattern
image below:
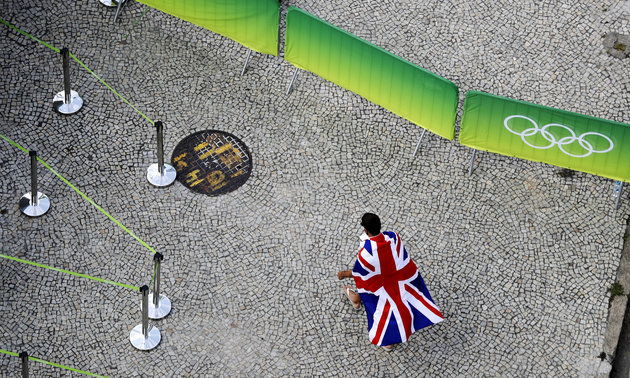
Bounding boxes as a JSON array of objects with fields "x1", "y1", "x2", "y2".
[{"x1": 1, "y1": 0, "x2": 629, "y2": 376}]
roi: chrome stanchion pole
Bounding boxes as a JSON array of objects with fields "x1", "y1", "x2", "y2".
[
  {"x1": 30, "y1": 153, "x2": 38, "y2": 205},
  {"x1": 20, "y1": 151, "x2": 50, "y2": 217},
  {"x1": 19, "y1": 351, "x2": 28, "y2": 378},
  {"x1": 130, "y1": 285, "x2": 161, "y2": 350},
  {"x1": 53, "y1": 48, "x2": 83, "y2": 115},
  {"x1": 148, "y1": 252, "x2": 171, "y2": 319},
  {"x1": 147, "y1": 121, "x2": 177, "y2": 187}
]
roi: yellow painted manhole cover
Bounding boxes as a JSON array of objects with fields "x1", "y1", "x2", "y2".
[{"x1": 171, "y1": 130, "x2": 252, "y2": 196}]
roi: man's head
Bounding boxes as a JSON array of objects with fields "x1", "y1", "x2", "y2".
[{"x1": 361, "y1": 213, "x2": 381, "y2": 236}]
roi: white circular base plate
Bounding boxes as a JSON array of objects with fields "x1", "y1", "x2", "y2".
[
  {"x1": 129, "y1": 324, "x2": 161, "y2": 350},
  {"x1": 147, "y1": 163, "x2": 177, "y2": 187},
  {"x1": 19, "y1": 192, "x2": 50, "y2": 217},
  {"x1": 148, "y1": 294, "x2": 172, "y2": 319},
  {"x1": 100, "y1": 0, "x2": 119, "y2": 6},
  {"x1": 53, "y1": 90, "x2": 83, "y2": 114}
]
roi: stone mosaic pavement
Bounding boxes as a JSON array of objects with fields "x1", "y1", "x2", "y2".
[{"x1": 1, "y1": 0, "x2": 630, "y2": 376}]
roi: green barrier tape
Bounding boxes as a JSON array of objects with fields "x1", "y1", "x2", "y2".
[
  {"x1": 35, "y1": 157, "x2": 158, "y2": 255},
  {"x1": 0, "y1": 254, "x2": 139, "y2": 291},
  {"x1": 69, "y1": 53, "x2": 154, "y2": 125},
  {"x1": 0, "y1": 349, "x2": 109, "y2": 377},
  {"x1": 0, "y1": 18, "x2": 154, "y2": 125},
  {"x1": 0, "y1": 134, "x2": 157, "y2": 255},
  {"x1": 0, "y1": 133, "x2": 28, "y2": 153},
  {"x1": 0, "y1": 19, "x2": 60, "y2": 52},
  {"x1": 28, "y1": 356, "x2": 109, "y2": 377}
]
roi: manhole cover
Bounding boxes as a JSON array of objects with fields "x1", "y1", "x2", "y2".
[{"x1": 171, "y1": 130, "x2": 252, "y2": 196}]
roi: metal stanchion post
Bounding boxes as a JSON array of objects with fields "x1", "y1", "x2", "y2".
[
  {"x1": 20, "y1": 151, "x2": 50, "y2": 217},
  {"x1": 241, "y1": 50, "x2": 253, "y2": 76},
  {"x1": 412, "y1": 129, "x2": 427, "y2": 158},
  {"x1": 147, "y1": 121, "x2": 177, "y2": 187},
  {"x1": 129, "y1": 285, "x2": 161, "y2": 350},
  {"x1": 113, "y1": 0, "x2": 126, "y2": 22},
  {"x1": 615, "y1": 181, "x2": 624, "y2": 210},
  {"x1": 468, "y1": 150, "x2": 478, "y2": 177},
  {"x1": 148, "y1": 252, "x2": 171, "y2": 319},
  {"x1": 286, "y1": 67, "x2": 299, "y2": 95},
  {"x1": 53, "y1": 48, "x2": 83, "y2": 115},
  {"x1": 19, "y1": 351, "x2": 28, "y2": 378}
]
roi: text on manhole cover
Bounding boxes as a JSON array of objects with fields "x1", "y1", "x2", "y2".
[{"x1": 171, "y1": 130, "x2": 252, "y2": 196}]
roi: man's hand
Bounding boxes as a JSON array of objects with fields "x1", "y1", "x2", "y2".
[{"x1": 337, "y1": 270, "x2": 352, "y2": 280}]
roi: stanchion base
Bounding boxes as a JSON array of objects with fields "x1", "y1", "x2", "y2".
[
  {"x1": 53, "y1": 90, "x2": 83, "y2": 114},
  {"x1": 100, "y1": 0, "x2": 119, "y2": 6},
  {"x1": 147, "y1": 163, "x2": 177, "y2": 187},
  {"x1": 148, "y1": 294, "x2": 172, "y2": 319},
  {"x1": 129, "y1": 324, "x2": 161, "y2": 350},
  {"x1": 19, "y1": 192, "x2": 50, "y2": 217}
]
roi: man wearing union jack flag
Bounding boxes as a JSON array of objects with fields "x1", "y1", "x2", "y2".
[{"x1": 337, "y1": 213, "x2": 444, "y2": 350}]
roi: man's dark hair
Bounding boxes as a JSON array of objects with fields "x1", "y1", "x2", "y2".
[{"x1": 361, "y1": 213, "x2": 381, "y2": 235}]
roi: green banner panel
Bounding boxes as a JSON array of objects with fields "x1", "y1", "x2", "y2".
[
  {"x1": 284, "y1": 7, "x2": 458, "y2": 140},
  {"x1": 460, "y1": 91, "x2": 630, "y2": 181},
  {"x1": 136, "y1": 0, "x2": 279, "y2": 56}
]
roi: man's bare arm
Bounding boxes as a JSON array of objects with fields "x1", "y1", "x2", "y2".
[{"x1": 337, "y1": 269, "x2": 353, "y2": 280}]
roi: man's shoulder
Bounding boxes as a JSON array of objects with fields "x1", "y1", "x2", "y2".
[{"x1": 382, "y1": 231, "x2": 398, "y2": 239}]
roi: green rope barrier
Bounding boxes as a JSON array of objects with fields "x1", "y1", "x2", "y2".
[
  {"x1": 36, "y1": 157, "x2": 158, "y2": 254},
  {"x1": 0, "y1": 134, "x2": 157, "y2": 255},
  {"x1": 0, "y1": 133, "x2": 28, "y2": 153},
  {"x1": 29, "y1": 356, "x2": 109, "y2": 378},
  {"x1": 0, "y1": 349, "x2": 109, "y2": 377},
  {"x1": 69, "y1": 52, "x2": 154, "y2": 125},
  {"x1": 0, "y1": 18, "x2": 154, "y2": 125},
  {"x1": 0, "y1": 19, "x2": 60, "y2": 52},
  {"x1": 0, "y1": 254, "x2": 139, "y2": 291}
]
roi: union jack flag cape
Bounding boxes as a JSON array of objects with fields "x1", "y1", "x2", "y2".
[{"x1": 353, "y1": 231, "x2": 443, "y2": 346}]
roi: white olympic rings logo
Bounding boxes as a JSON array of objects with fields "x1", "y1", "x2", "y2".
[{"x1": 503, "y1": 115, "x2": 614, "y2": 158}]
